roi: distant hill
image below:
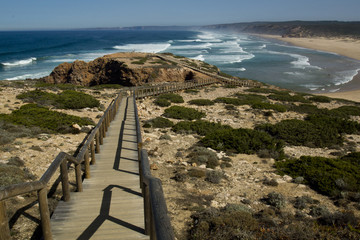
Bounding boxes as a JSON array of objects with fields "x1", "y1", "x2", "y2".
[{"x1": 202, "y1": 21, "x2": 360, "y2": 38}]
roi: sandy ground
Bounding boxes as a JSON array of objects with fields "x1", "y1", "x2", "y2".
[{"x1": 259, "y1": 34, "x2": 360, "y2": 61}]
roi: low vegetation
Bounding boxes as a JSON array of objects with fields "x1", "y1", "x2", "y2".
[
  {"x1": 17, "y1": 90, "x2": 100, "y2": 109},
  {"x1": 0, "y1": 104, "x2": 94, "y2": 133},
  {"x1": 201, "y1": 128, "x2": 284, "y2": 158},
  {"x1": 188, "y1": 99, "x2": 214, "y2": 106},
  {"x1": 268, "y1": 92, "x2": 311, "y2": 103},
  {"x1": 154, "y1": 93, "x2": 184, "y2": 107},
  {"x1": 256, "y1": 114, "x2": 360, "y2": 148},
  {"x1": 276, "y1": 153, "x2": 360, "y2": 200},
  {"x1": 143, "y1": 117, "x2": 174, "y2": 128},
  {"x1": 163, "y1": 106, "x2": 205, "y2": 120}
]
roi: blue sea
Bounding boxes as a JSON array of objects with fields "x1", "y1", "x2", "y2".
[{"x1": 1, "y1": 30, "x2": 360, "y2": 93}]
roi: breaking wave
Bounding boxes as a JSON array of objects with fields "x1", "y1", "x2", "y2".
[{"x1": 1, "y1": 57, "x2": 37, "y2": 67}]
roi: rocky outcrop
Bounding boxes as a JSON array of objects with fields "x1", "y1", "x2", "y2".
[{"x1": 42, "y1": 53, "x2": 207, "y2": 86}]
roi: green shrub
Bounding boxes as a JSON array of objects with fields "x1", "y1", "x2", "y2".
[
  {"x1": 276, "y1": 154, "x2": 360, "y2": 199},
  {"x1": 156, "y1": 93, "x2": 184, "y2": 103},
  {"x1": 251, "y1": 102, "x2": 287, "y2": 112},
  {"x1": 154, "y1": 98, "x2": 171, "y2": 107},
  {"x1": 163, "y1": 106, "x2": 205, "y2": 120},
  {"x1": 214, "y1": 97, "x2": 245, "y2": 106},
  {"x1": 309, "y1": 95, "x2": 332, "y2": 103},
  {"x1": 288, "y1": 104, "x2": 321, "y2": 114},
  {"x1": 331, "y1": 105, "x2": 360, "y2": 117},
  {"x1": 143, "y1": 117, "x2": 173, "y2": 128},
  {"x1": 187, "y1": 146, "x2": 219, "y2": 169},
  {"x1": 245, "y1": 87, "x2": 287, "y2": 94},
  {"x1": 257, "y1": 114, "x2": 360, "y2": 148},
  {"x1": 219, "y1": 71, "x2": 234, "y2": 78},
  {"x1": 17, "y1": 90, "x2": 58, "y2": 106},
  {"x1": 201, "y1": 128, "x2": 283, "y2": 157},
  {"x1": 17, "y1": 90, "x2": 100, "y2": 109},
  {"x1": 262, "y1": 192, "x2": 286, "y2": 209},
  {"x1": 0, "y1": 104, "x2": 94, "y2": 133},
  {"x1": 268, "y1": 93, "x2": 310, "y2": 103},
  {"x1": 131, "y1": 56, "x2": 148, "y2": 64},
  {"x1": 0, "y1": 164, "x2": 36, "y2": 187},
  {"x1": 206, "y1": 170, "x2": 224, "y2": 184},
  {"x1": 184, "y1": 89, "x2": 200, "y2": 94},
  {"x1": 57, "y1": 90, "x2": 100, "y2": 109},
  {"x1": 172, "y1": 120, "x2": 232, "y2": 136},
  {"x1": 188, "y1": 99, "x2": 214, "y2": 106},
  {"x1": 188, "y1": 206, "x2": 258, "y2": 240},
  {"x1": 235, "y1": 93, "x2": 268, "y2": 102}
]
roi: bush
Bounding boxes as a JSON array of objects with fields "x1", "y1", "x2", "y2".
[
  {"x1": 275, "y1": 154, "x2": 360, "y2": 198},
  {"x1": 188, "y1": 99, "x2": 214, "y2": 106},
  {"x1": 235, "y1": 93, "x2": 268, "y2": 102},
  {"x1": 187, "y1": 147, "x2": 219, "y2": 169},
  {"x1": 214, "y1": 97, "x2": 244, "y2": 105},
  {"x1": 0, "y1": 104, "x2": 94, "y2": 133},
  {"x1": 57, "y1": 90, "x2": 100, "y2": 109},
  {"x1": 206, "y1": 170, "x2": 224, "y2": 184},
  {"x1": 154, "y1": 98, "x2": 171, "y2": 107},
  {"x1": 143, "y1": 117, "x2": 173, "y2": 128},
  {"x1": 188, "y1": 206, "x2": 258, "y2": 240},
  {"x1": 157, "y1": 93, "x2": 184, "y2": 103},
  {"x1": 245, "y1": 87, "x2": 287, "y2": 94},
  {"x1": 184, "y1": 89, "x2": 200, "y2": 94},
  {"x1": 17, "y1": 90, "x2": 100, "y2": 109},
  {"x1": 0, "y1": 164, "x2": 36, "y2": 187},
  {"x1": 256, "y1": 114, "x2": 360, "y2": 148},
  {"x1": 309, "y1": 95, "x2": 332, "y2": 103},
  {"x1": 268, "y1": 93, "x2": 310, "y2": 103},
  {"x1": 163, "y1": 106, "x2": 205, "y2": 120},
  {"x1": 262, "y1": 192, "x2": 286, "y2": 209},
  {"x1": 251, "y1": 102, "x2": 287, "y2": 112},
  {"x1": 172, "y1": 120, "x2": 231, "y2": 136},
  {"x1": 200, "y1": 128, "x2": 284, "y2": 157},
  {"x1": 288, "y1": 104, "x2": 320, "y2": 114}
]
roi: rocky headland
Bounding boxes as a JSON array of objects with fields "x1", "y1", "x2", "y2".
[{"x1": 41, "y1": 52, "x2": 215, "y2": 86}]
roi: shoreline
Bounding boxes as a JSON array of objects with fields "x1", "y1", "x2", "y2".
[{"x1": 257, "y1": 34, "x2": 360, "y2": 102}]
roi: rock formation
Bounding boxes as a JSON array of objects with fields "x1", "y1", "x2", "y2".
[{"x1": 41, "y1": 52, "x2": 210, "y2": 86}]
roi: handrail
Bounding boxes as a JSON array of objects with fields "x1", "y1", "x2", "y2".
[
  {"x1": 0, "y1": 72, "x2": 246, "y2": 239},
  {"x1": 0, "y1": 91, "x2": 123, "y2": 240},
  {"x1": 133, "y1": 93, "x2": 175, "y2": 240}
]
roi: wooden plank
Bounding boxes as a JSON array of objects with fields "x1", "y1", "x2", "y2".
[{"x1": 51, "y1": 96, "x2": 149, "y2": 240}]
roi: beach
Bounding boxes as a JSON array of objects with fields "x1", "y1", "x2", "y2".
[{"x1": 259, "y1": 34, "x2": 360, "y2": 102}]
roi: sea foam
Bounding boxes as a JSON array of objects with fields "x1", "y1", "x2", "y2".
[
  {"x1": 1, "y1": 57, "x2": 37, "y2": 67},
  {"x1": 5, "y1": 71, "x2": 49, "y2": 80},
  {"x1": 113, "y1": 43, "x2": 171, "y2": 53},
  {"x1": 333, "y1": 68, "x2": 360, "y2": 86}
]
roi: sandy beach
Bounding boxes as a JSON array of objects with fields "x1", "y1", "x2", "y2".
[{"x1": 258, "y1": 34, "x2": 360, "y2": 102}]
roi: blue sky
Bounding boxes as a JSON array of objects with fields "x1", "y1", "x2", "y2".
[{"x1": 0, "y1": 0, "x2": 359, "y2": 30}]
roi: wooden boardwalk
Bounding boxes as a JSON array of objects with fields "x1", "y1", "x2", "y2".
[{"x1": 50, "y1": 96, "x2": 149, "y2": 240}]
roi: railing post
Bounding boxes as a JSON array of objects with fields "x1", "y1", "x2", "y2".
[
  {"x1": 90, "y1": 139, "x2": 96, "y2": 165},
  {"x1": 143, "y1": 183, "x2": 151, "y2": 236},
  {"x1": 0, "y1": 200, "x2": 11, "y2": 240},
  {"x1": 99, "y1": 126, "x2": 104, "y2": 145},
  {"x1": 60, "y1": 160, "x2": 70, "y2": 202},
  {"x1": 75, "y1": 163, "x2": 83, "y2": 192},
  {"x1": 84, "y1": 150, "x2": 90, "y2": 179},
  {"x1": 38, "y1": 187, "x2": 52, "y2": 240},
  {"x1": 95, "y1": 132, "x2": 100, "y2": 152}
]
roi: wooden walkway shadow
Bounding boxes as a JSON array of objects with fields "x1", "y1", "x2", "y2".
[{"x1": 50, "y1": 96, "x2": 149, "y2": 240}]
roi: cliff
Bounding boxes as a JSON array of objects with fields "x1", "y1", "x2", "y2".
[
  {"x1": 202, "y1": 21, "x2": 360, "y2": 39},
  {"x1": 42, "y1": 52, "x2": 213, "y2": 86}
]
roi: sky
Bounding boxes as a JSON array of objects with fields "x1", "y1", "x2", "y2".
[{"x1": 0, "y1": 0, "x2": 359, "y2": 30}]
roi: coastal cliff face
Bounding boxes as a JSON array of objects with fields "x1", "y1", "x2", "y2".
[
  {"x1": 203, "y1": 21, "x2": 360, "y2": 39},
  {"x1": 42, "y1": 53, "x2": 208, "y2": 86}
]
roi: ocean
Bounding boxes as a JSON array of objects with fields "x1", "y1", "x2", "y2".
[{"x1": 1, "y1": 29, "x2": 360, "y2": 93}]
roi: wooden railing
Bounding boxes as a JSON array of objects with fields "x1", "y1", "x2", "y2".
[
  {"x1": 0, "y1": 76, "x2": 241, "y2": 239},
  {"x1": 0, "y1": 92, "x2": 123, "y2": 240},
  {"x1": 133, "y1": 94, "x2": 175, "y2": 240},
  {"x1": 155, "y1": 54, "x2": 263, "y2": 88},
  {"x1": 133, "y1": 79, "x2": 218, "y2": 98}
]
